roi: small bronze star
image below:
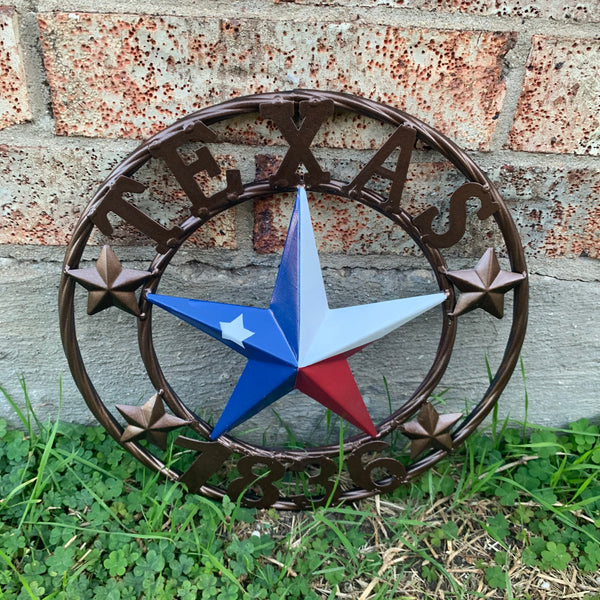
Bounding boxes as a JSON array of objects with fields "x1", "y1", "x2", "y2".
[
  {"x1": 445, "y1": 248, "x2": 525, "y2": 319},
  {"x1": 116, "y1": 392, "x2": 190, "y2": 450},
  {"x1": 400, "y1": 402, "x2": 462, "y2": 459},
  {"x1": 67, "y1": 245, "x2": 152, "y2": 316}
]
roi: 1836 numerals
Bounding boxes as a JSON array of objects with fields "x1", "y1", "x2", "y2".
[{"x1": 174, "y1": 436, "x2": 407, "y2": 508}]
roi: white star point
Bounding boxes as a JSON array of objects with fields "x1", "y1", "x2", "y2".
[{"x1": 220, "y1": 314, "x2": 254, "y2": 348}]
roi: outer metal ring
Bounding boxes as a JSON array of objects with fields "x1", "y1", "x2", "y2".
[{"x1": 58, "y1": 91, "x2": 528, "y2": 508}]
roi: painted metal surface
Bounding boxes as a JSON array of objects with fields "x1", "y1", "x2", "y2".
[
  {"x1": 148, "y1": 187, "x2": 445, "y2": 439},
  {"x1": 58, "y1": 90, "x2": 528, "y2": 509}
]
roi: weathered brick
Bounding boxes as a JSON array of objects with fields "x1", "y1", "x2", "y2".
[
  {"x1": 497, "y1": 165, "x2": 600, "y2": 259},
  {"x1": 424, "y1": 0, "x2": 600, "y2": 22},
  {"x1": 211, "y1": 111, "x2": 400, "y2": 152},
  {"x1": 254, "y1": 155, "x2": 600, "y2": 259},
  {"x1": 280, "y1": 0, "x2": 600, "y2": 23},
  {"x1": 0, "y1": 145, "x2": 235, "y2": 247},
  {"x1": 509, "y1": 36, "x2": 600, "y2": 155},
  {"x1": 252, "y1": 154, "x2": 505, "y2": 257},
  {"x1": 38, "y1": 13, "x2": 514, "y2": 150},
  {"x1": 0, "y1": 7, "x2": 31, "y2": 130}
]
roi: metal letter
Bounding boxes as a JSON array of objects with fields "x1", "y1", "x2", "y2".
[
  {"x1": 413, "y1": 182, "x2": 498, "y2": 248},
  {"x1": 260, "y1": 99, "x2": 333, "y2": 186},
  {"x1": 343, "y1": 125, "x2": 416, "y2": 212},
  {"x1": 89, "y1": 176, "x2": 184, "y2": 254},
  {"x1": 148, "y1": 121, "x2": 242, "y2": 215}
]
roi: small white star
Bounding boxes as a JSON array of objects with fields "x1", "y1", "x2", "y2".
[{"x1": 220, "y1": 314, "x2": 255, "y2": 348}]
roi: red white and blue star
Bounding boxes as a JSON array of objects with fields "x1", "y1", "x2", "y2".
[{"x1": 148, "y1": 187, "x2": 446, "y2": 439}]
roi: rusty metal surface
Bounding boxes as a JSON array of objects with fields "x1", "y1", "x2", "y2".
[{"x1": 58, "y1": 90, "x2": 528, "y2": 509}]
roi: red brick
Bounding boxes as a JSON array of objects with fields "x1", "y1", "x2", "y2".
[
  {"x1": 252, "y1": 155, "x2": 500, "y2": 256},
  {"x1": 38, "y1": 13, "x2": 514, "y2": 150},
  {"x1": 253, "y1": 155, "x2": 600, "y2": 259},
  {"x1": 0, "y1": 7, "x2": 31, "y2": 130},
  {"x1": 211, "y1": 111, "x2": 400, "y2": 152},
  {"x1": 0, "y1": 145, "x2": 235, "y2": 248},
  {"x1": 509, "y1": 36, "x2": 600, "y2": 155},
  {"x1": 424, "y1": 0, "x2": 600, "y2": 22},
  {"x1": 497, "y1": 165, "x2": 600, "y2": 259}
]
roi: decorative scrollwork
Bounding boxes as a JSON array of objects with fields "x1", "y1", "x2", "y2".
[{"x1": 58, "y1": 90, "x2": 528, "y2": 510}]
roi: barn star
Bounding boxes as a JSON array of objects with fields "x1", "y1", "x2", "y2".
[
  {"x1": 399, "y1": 402, "x2": 462, "y2": 459},
  {"x1": 148, "y1": 187, "x2": 446, "y2": 439},
  {"x1": 116, "y1": 392, "x2": 190, "y2": 450},
  {"x1": 445, "y1": 248, "x2": 525, "y2": 319}
]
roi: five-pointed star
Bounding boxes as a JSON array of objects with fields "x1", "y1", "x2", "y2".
[
  {"x1": 116, "y1": 392, "x2": 190, "y2": 450},
  {"x1": 220, "y1": 315, "x2": 255, "y2": 347},
  {"x1": 147, "y1": 187, "x2": 447, "y2": 440},
  {"x1": 399, "y1": 402, "x2": 462, "y2": 459},
  {"x1": 67, "y1": 245, "x2": 152, "y2": 316},
  {"x1": 445, "y1": 248, "x2": 525, "y2": 319}
]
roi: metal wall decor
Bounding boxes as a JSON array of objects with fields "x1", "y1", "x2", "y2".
[{"x1": 59, "y1": 91, "x2": 528, "y2": 509}]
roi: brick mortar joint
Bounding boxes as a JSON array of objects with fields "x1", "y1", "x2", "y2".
[
  {"x1": 1, "y1": 245, "x2": 599, "y2": 280},
  {"x1": 28, "y1": 5, "x2": 600, "y2": 38},
  {"x1": 486, "y1": 33, "x2": 534, "y2": 154},
  {"x1": 530, "y1": 273, "x2": 600, "y2": 283},
  {"x1": 1, "y1": 128, "x2": 600, "y2": 172},
  {"x1": 13, "y1": 8, "x2": 54, "y2": 125},
  {"x1": 20, "y1": 9, "x2": 600, "y2": 152}
]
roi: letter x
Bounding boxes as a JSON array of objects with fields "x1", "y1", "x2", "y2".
[{"x1": 260, "y1": 99, "x2": 334, "y2": 187}]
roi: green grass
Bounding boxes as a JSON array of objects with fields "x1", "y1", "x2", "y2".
[{"x1": 1, "y1": 378, "x2": 599, "y2": 599}]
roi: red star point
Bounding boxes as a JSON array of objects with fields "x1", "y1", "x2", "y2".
[{"x1": 296, "y1": 351, "x2": 377, "y2": 437}]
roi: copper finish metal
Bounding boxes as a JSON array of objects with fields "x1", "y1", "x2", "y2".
[
  {"x1": 116, "y1": 392, "x2": 190, "y2": 450},
  {"x1": 399, "y1": 402, "x2": 462, "y2": 460},
  {"x1": 444, "y1": 248, "x2": 526, "y2": 318},
  {"x1": 66, "y1": 244, "x2": 152, "y2": 316},
  {"x1": 58, "y1": 90, "x2": 529, "y2": 509},
  {"x1": 412, "y1": 182, "x2": 499, "y2": 249}
]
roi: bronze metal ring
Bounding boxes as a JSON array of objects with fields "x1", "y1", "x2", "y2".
[{"x1": 58, "y1": 90, "x2": 527, "y2": 509}]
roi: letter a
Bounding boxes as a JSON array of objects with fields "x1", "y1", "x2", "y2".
[{"x1": 343, "y1": 125, "x2": 416, "y2": 213}]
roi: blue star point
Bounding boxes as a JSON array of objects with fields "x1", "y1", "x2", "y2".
[{"x1": 148, "y1": 187, "x2": 446, "y2": 439}]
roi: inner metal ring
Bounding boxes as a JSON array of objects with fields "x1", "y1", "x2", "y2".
[{"x1": 137, "y1": 179, "x2": 457, "y2": 460}]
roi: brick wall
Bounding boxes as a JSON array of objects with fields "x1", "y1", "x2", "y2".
[
  {"x1": 0, "y1": 0, "x2": 599, "y2": 427},
  {"x1": 2, "y1": 1, "x2": 599, "y2": 254}
]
